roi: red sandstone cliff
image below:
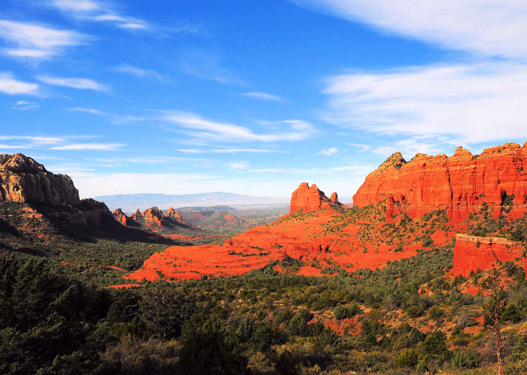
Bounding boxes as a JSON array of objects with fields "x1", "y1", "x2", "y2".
[
  {"x1": 289, "y1": 182, "x2": 348, "y2": 214},
  {"x1": 452, "y1": 234, "x2": 526, "y2": 277},
  {"x1": 0, "y1": 153, "x2": 80, "y2": 206},
  {"x1": 353, "y1": 142, "x2": 527, "y2": 222}
]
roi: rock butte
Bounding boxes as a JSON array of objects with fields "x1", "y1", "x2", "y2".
[
  {"x1": 353, "y1": 143, "x2": 527, "y2": 223},
  {"x1": 289, "y1": 182, "x2": 348, "y2": 214},
  {"x1": 0, "y1": 153, "x2": 79, "y2": 206},
  {"x1": 0, "y1": 153, "x2": 115, "y2": 229}
]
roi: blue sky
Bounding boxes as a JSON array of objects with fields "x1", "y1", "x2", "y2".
[{"x1": 1, "y1": 1, "x2": 527, "y2": 200}]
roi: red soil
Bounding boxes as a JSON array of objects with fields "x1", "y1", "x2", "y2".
[
  {"x1": 107, "y1": 284, "x2": 143, "y2": 289},
  {"x1": 107, "y1": 265, "x2": 127, "y2": 271}
]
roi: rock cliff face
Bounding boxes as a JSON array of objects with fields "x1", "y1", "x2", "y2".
[
  {"x1": 289, "y1": 183, "x2": 333, "y2": 214},
  {"x1": 0, "y1": 153, "x2": 80, "y2": 206},
  {"x1": 353, "y1": 143, "x2": 527, "y2": 222},
  {"x1": 112, "y1": 208, "x2": 129, "y2": 226},
  {"x1": 452, "y1": 234, "x2": 526, "y2": 277}
]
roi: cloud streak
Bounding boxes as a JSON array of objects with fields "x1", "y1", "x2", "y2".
[
  {"x1": 323, "y1": 63, "x2": 527, "y2": 144},
  {"x1": 241, "y1": 92, "x2": 285, "y2": 102},
  {"x1": 110, "y1": 64, "x2": 164, "y2": 81},
  {"x1": 318, "y1": 147, "x2": 338, "y2": 156},
  {"x1": 12, "y1": 101, "x2": 40, "y2": 110},
  {"x1": 0, "y1": 72, "x2": 39, "y2": 95},
  {"x1": 37, "y1": 76, "x2": 111, "y2": 92},
  {"x1": 289, "y1": 0, "x2": 527, "y2": 59},
  {"x1": 0, "y1": 20, "x2": 89, "y2": 60},
  {"x1": 164, "y1": 112, "x2": 316, "y2": 142},
  {"x1": 50, "y1": 0, "x2": 148, "y2": 30},
  {"x1": 51, "y1": 143, "x2": 124, "y2": 150}
]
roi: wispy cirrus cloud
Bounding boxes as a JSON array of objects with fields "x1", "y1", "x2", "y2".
[
  {"x1": 0, "y1": 20, "x2": 89, "y2": 60},
  {"x1": 318, "y1": 147, "x2": 338, "y2": 156},
  {"x1": 164, "y1": 112, "x2": 316, "y2": 142},
  {"x1": 12, "y1": 101, "x2": 40, "y2": 110},
  {"x1": 37, "y1": 75, "x2": 111, "y2": 92},
  {"x1": 0, "y1": 72, "x2": 39, "y2": 95},
  {"x1": 51, "y1": 143, "x2": 124, "y2": 150},
  {"x1": 241, "y1": 92, "x2": 285, "y2": 102},
  {"x1": 68, "y1": 107, "x2": 109, "y2": 115},
  {"x1": 323, "y1": 63, "x2": 527, "y2": 144},
  {"x1": 49, "y1": 0, "x2": 148, "y2": 30},
  {"x1": 0, "y1": 135, "x2": 63, "y2": 150},
  {"x1": 178, "y1": 147, "x2": 279, "y2": 154},
  {"x1": 288, "y1": 0, "x2": 527, "y2": 60},
  {"x1": 110, "y1": 64, "x2": 165, "y2": 81},
  {"x1": 347, "y1": 143, "x2": 370, "y2": 153},
  {"x1": 180, "y1": 49, "x2": 244, "y2": 85},
  {"x1": 227, "y1": 161, "x2": 250, "y2": 170}
]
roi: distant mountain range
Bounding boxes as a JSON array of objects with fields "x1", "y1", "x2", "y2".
[{"x1": 93, "y1": 193, "x2": 289, "y2": 212}]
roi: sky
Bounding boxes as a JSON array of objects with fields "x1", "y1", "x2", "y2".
[{"x1": 1, "y1": 1, "x2": 527, "y2": 200}]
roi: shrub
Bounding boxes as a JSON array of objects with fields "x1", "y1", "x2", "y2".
[
  {"x1": 334, "y1": 304, "x2": 360, "y2": 320},
  {"x1": 451, "y1": 349, "x2": 479, "y2": 369},
  {"x1": 394, "y1": 349, "x2": 419, "y2": 369},
  {"x1": 422, "y1": 237, "x2": 434, "y2": 248},
  {"x1": 422, "y1": 330, "x2": 448, "y2": 356}
]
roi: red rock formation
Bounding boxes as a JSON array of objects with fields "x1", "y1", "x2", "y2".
[
  {"x1": 289, "y1": 183, "x2": 332, "y2": 214},
  {"x1": 0, "y1": 153, "x2": 80, "y2": 205},
  {"x1": 330, "y1": 192, "x2": 338, "y2": 203},
  {"x1": 142, "y1": 207, "x2": 164, "y2": 227},
  {"x1": 131, "y1": 209, "x2": 142, "y2": 221},
  {"x1": 166, "y1": 207, "x2": 182, "y2": 220},
  {"x1": 113, "y1": 208, "x2": 128, "y2": 226},
  {"x1": 452, "y1": 234, "x2": 526, "y2": 277},
  {"x1": 353, "y1": 143, "x2": 527, "y2": 222}
]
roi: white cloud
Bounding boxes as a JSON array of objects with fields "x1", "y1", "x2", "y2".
[
  {"x1": 227, "y1": 161, "x2": 249, "y2": 170},
  {"x1": 347, "y1": 143, "x2": 370, "y2": 152},
  {"x1": 51, "y1": 143, "x2": 124, "y2": 150},
  {"x1": 0, "y1": 20, "x2": 88, "y2": 60},
  {"x1": 164, "y1": 112, "x2": 316, "y2": 142},
  {"x1": 68, "y1": 107, "x2": 108, "y2": 115},
  {"x1": 211, "y1": 148, "x2": 276, "y2": 153},
  {"x1": 12, "y1": 101, "x2": 40, "y2": 110},
  {"x1": 50, "y1": 0, "x2": 148, "y2": 30},
  {"x1": 0, "y1": 72, "x2": 39, "y2": 95},
  {"x1": 323, "y1": 63, "x2": 527, "y2": 144},
  {"x1": 289, "y1": 0, "x2": 527, "y2": 59},
  {"x1": 241, "y1": 92, "x2": 285, "y2": 102},
  {"x1": 0, "y1": 136, "x2": 63, "y2": 145},
  {"x1": 318, "y1": 147, "x2": 338, "y2": 156},
  {"x1": 178, "y1": 149, "x2": 202, "y2": 154},
  {"x1": 110, "y1": 64, "x2": 164, "y2": 81},
  {"x1": 37, "y1": 76, "x2": 111, "y2": 92}
]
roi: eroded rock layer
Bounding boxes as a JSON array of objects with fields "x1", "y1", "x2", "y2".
[
  {"x1": 0, "y1": 153, "x2": 80, "y2": 206},
  {"x1": 353, "y1": 143, "x2": 527, "y2": 222},
  {"x1": 452, "y1": 234, "x2": 526, "y2": 277}
]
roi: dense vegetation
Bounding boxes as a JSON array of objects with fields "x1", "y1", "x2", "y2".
[{"x1": 2, "y1": 242, "x2": 527, "y2": 374}]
